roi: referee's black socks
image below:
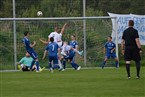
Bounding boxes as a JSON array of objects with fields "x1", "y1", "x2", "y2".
[
  {"x1": 126, "y1": 64, "x2": 130, "y2": 77},
  {"x1": 135, "y1": 61, "x2": 141, "y2": 77}
]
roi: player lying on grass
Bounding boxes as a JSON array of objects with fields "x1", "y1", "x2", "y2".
[
  {"x1": 61, "y1": 42, "x2": 83, "y2": 70},
  {"x1": 101, "y1": 36, "x2": 118, "y2": 69},
  {"x1": 17, "y1": 52, "x2": 45, "y2": 71},
  {"x1": 40, "y1": 23, "x2": 67, "y2": 70},
  {"x1": 22, "y1": 31, "x2": 40, "y2": 72},
  {"x1": 42, "y1": 37, "x2": 61, "y2": 72}
]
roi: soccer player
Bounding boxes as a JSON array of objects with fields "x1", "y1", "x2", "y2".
[
  {"x1": 17, "y1": 52, "x2": 35, "y2": 71},
  {"x1": 121, "y1": 20, "x2": 142, "y2": 79},
  {"x1": 69, "y1": 35, "x2": 78, "y2": 49},
  {"x1": 61, "y1": 42, "x2": 82, "y2": 70},
  {"x1": 39, "y1": 23, "x2": 67, "y2": 47},
  {"x1": 17, "y1": 52, "x2": 44, "y2": 71},
  {"x1": 62, "y1": 35, "x2": 79, "y2": 69},
  {"x1": 22, "y1": 31, "x2": 40, "y2": 72},
  {"x1": 42, "y1": 37, "x2": 61, "y2": 72},
  {"x1": 40, "y1": 23, "x2": 67, "y2": 69},
  {"x1": 101, "y1": 36, "x2": 118, "y2": 69}
]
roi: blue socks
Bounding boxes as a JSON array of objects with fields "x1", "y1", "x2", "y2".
[
  {"x1": 101, "y1": 61, "x2": 106, "y2": 69},
  {"x1": 115, "y1": 61, "x2": 118, "y2": 68},
  {"x1": 35, "y1": 61, "x2": 40, "y2": 71},
  {"x1": 62, "y1": 61, "x2": 66, "y2": 69},
  {"x1": 71, "y1": 62, "x2": 79, "y2": 70}
]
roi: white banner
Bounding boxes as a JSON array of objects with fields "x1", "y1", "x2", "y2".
[{"x1": 108, "y1": 12, "x2": 145, "y2": 45}]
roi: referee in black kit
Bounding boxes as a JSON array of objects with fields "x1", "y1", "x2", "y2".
[{"x1": 121, "y1": 20, "x2": 142, "y2": 79}]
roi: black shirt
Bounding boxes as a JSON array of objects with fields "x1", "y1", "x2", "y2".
[{"x1": 122, "y1": 27, "x2": 139, "y2": 47}]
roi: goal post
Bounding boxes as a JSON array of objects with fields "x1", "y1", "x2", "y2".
[{"x1": 0, "y1": 16, "x2": 118, "y2": 70}]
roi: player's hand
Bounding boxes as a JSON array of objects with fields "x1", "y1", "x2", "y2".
[
  {"x1": 64, "y1": 23, "x2": 68, "y2": 26},
  {"x1": 33, "y1": 41, "x2": 36, "y2": 45},
  {"x1": 139, "y1": 48, "x2": 142, "y2": 53},
  {"x1": 139, "y1": 50, "x2": 142, "y2": 53}
]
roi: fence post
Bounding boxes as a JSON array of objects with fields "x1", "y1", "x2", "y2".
[
  {"x1": 83, "y1": 0, "x2": 87, "y2": 66},
  {"x1": 13, "y1": 0, "x2": 17, "y2": 70},
  {"x1": 114, "y1": 17, "x2": 119, "y2": 67}
]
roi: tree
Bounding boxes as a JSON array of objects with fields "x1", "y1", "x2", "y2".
[{"x1": 0, "y1": 0, "x2": 12, "y2": 18}]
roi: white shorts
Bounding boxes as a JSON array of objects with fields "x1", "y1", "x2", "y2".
[
  {"x1": 65, "y1": 45, "x2": 72, "y2": 51},
  {"x1": 57, "y1": 41, "x2": 63, "y2": 47}
]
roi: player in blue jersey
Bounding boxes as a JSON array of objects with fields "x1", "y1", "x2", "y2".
[
  {"x1": 69, "y1": 35, "x2": 78, "y2": 50},
  {"x1": 101, "y1": 36, "x2": 118, "y2": 69},
  {"x1": 61, "y1": 42, "x2": 81, "y2": 70},
  {"x1": 22, "y1": 31, "x2": 40, "y2": 72},
  {"x1": 42, "y1": 37, "x2": 61, "y2": 72},
  {"x1": 62, "y1": 35, "x2": 79, "y2": 69}
]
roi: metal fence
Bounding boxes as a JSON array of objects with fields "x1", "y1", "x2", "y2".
[{"x1": 0, "y1": 17, "x2": 118, "y2": 70}]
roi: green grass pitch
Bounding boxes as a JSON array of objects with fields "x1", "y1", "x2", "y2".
[{"x1": 0, "y1": 67, "x2": 145, "y2": 97}]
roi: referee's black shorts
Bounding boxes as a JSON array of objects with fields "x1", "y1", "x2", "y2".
[{"x1": 124, "y1": 46, "x2": 141, "y2": 62}]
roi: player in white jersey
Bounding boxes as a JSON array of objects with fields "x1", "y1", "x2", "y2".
[
  {"x1": 40, "y1": 23, "x2": 67, "y2": 70},
  {"x1": 48, "y1": 30, "x2": 63, "y2": 47},
  {"x1": 39, "y1": 23, "x2": 67, "y2": 46}
]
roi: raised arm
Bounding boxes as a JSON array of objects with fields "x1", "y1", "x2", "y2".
[{"x1": 60, "y1": 23, "x2": 67, "y2": 34}]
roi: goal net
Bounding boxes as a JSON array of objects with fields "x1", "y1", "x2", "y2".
[{"x1": 0, "y1": 17, "x2": 118, "y2": 70}]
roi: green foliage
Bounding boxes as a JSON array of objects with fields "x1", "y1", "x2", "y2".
[
  {"x1": 0, "y1": 0, "x2": 12, "y2": 17},
  {"x1": 0, "y1": 0, "x2": 145, "y2": 18}
]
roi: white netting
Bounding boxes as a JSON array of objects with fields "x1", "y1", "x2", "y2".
[{"x1": 0, "y1": 17, "x2": 118, "y2": 70}]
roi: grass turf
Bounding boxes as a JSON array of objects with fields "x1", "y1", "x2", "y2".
[{"x1": 0, "y1": 67, "x2": 145, "y2": 97}]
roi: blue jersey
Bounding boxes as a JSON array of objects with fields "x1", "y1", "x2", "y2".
[
  {"x1": 22, "y1": 37, "x2": 34, "y2": 52},
  {"x1": 69, "y1": 40, "x2": 78, "y2": 55},
  {"x1": 67, "y1": 49, "x2": 75, "y2": 56},
  {"x1": 69, "y1": 40, "x2": 78, "y2": 49},
  {"x1": 46, "y1": 42, "x2": 59, "y2": 57},
  {"x1": 104, "y1": 41, "x2": 116, "y2": 54},
  {"x1": 64, "y1": 50, "x2": 75, "y2": 61}
]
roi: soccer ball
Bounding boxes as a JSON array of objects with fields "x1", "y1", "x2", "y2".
[{"x1": 37, "y1": 11, "x2": 43, "y2": 16}]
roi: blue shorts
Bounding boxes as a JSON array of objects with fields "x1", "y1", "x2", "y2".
[
  {"x1": 64, "y1": 54, "x2": 75, "y2": 61},
  {"x1": 105, "y1": 53, "x2": 117, "y2": 59},
  {"x1": 27, "y1": 51, "x2": 38, "y2": 59},
  {"x1": 49, "y1": 56, "x2": 58, "y2": 65}
]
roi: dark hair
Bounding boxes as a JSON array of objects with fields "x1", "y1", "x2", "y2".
[
  {"x1": 24, "y1": 31, "x2": 29, "y2": 36},
  {"x1": 50, "y1": 37, "x2": 54, "y2": 42},
  {"x1": 72, "y1": 35, "x2": 76, "y2": 38},
  {"x1": 128, "y1": 20, "x2": 134, "y2": 26},
  {"x1": 108, "y1": 36, "x2": 112, "y2": 39}
]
